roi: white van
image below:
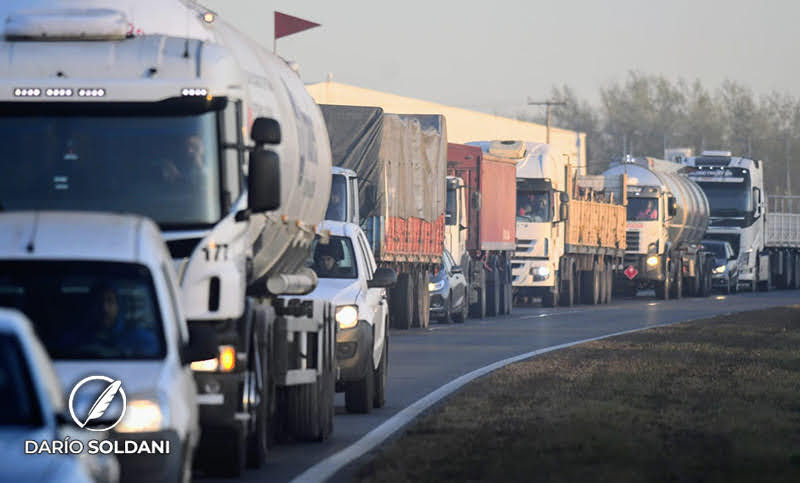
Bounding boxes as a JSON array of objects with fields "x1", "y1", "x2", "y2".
[{"x1": 0, "y1": 212, "x2": 216, "y2": 483}]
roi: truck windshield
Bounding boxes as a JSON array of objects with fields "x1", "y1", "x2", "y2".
[
  {"x1": 0, "y1": 111, "x2": 222, "y2": 227},
  {"x1": 517, "y1": 191, "x2": 549, "y2": 222},
  {"x1": 325, "y1": 174, "x2": 347, "y2": 222},
  {"x1": 446, "y1": 186, "x2": 457, "y2": 225},
  {"x1": 627, "y1": 197, "x2": 659, "y2": 221},
  {"x1": 0, "y1": 335, "x2": 43, "y2": 427},
  {"x1": 308, "y1": 236, "x2": 358, "y2": 279},
  {"x1": 696, "y1": 181, "x2": 751, "y2": 216},
  {"x1": 0, "y1": 261, "x2": 166, "y2": 360}
]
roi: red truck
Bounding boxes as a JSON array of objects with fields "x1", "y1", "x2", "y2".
[
  {"x1": 446, "y1": 143, "x2": 517, "y2": 317},
  {"x1": 320, "y1": 105, "x2": 447, "y2": 329}
]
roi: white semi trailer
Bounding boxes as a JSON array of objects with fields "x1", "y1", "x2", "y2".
[
  {"x1": 683, "y1": 151, "x2": 800, "y2": 290},
  {"x1": 0, "y1": 1, "x2": 335, "y2": 477}
]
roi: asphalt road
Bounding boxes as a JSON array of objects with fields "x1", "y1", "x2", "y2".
[{"x1": 199, "y1": 288, "x2": 800, "y2": 483}]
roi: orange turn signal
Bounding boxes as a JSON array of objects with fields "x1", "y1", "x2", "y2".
[{"x1": 219, "y1": 345, "x2": 236, "y2": 372}]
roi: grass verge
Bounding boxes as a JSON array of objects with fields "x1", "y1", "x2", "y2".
[{"x1": 356, "y1": 306, "x2": 800, "y2": 482}]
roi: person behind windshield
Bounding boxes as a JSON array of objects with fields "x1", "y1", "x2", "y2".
[
  {"x1": 161, "y1": 135, "x2": 207, "y2": 186},
  {"x1": 518, "y1": 201, "x2": 533, "y2": 219},
  {"x1": 532, "y1": 198, "x2": 548, "y2": 222},
  {"x1": 637, "y1": 200, "x2": 657, "y2": 220},
  {"x1": 83, "y1": 285, "x2": 159, "y2": 356},
  {"x1": 313, "y1": 243, "x2": 344, "y2": 277},
  {"x1": 326, "y1": 189, "x2": 345, "y2": 221}
]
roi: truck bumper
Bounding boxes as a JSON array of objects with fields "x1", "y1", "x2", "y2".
[
  {"x1": 335, "y1": 320, "x2": 372, "y2": 385},
  {"x1": 620, "y1": 254, "x2": 664, "y2": 284},
  {"x1": 511, "y1": 260, "x2": 554, "y2": 287}
]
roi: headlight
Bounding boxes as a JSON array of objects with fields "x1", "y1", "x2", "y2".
[
  {"x1": 428, "y1": 280, "x2": 445, "y2": 291},
  {"x1": 646, "y1": 255, "x2": 659, "y2": 267},
  {"x1": 713, "y1": 265, "x2": 726, "y2": 274},
  {"x1": 190, "y1": 345, "x2": 236, "y2": 372},
  {"x1": 335, "y1": 305, "x2": 358, "y2": 329},
  {"x1": 534, "y1": 266, "x2": 550, "y2": 277},
  {"x1": 116, "y1": 400, "x2": 162, "y2": 433}
]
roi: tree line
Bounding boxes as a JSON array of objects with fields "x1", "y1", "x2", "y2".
[{"x1": 518, "y1": 72, "x2": 800, "y2": 195}]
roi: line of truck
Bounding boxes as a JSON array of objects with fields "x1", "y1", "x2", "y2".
[{"x1": 3, "y1": 2, "x2": 800, "y2": 482}]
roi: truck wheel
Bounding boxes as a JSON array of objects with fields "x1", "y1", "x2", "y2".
[
  {"x1": 488, "y1": 279, "x2": 500, "y2": 317},
  {"x1": 246, "y1": 327, "x2": 269, "y2": 468},
  {"x1": 391, "y1": 274, "x2": 413, "y2": 330},
  {"x1": 205, "y1": 427, "x2": 246, "y2": 477},
  {"x1": 504, "y1": 280, "x2": 513, "y2": 315},
  {"x1": 413, "y1": 270, "x2": 431, "y2": 328},
  {"x1": 581, "y1": 264, "x2": 600, "y2": 305},
  {"x1": 558, "y1": 271, "x2": 574, "y2": 307},
  {"x1": 604, "y1": 267, "x2": 613, "y2": 304},
  {"x1": 284, "y1": 372, "x2": 333, "y2": 441},
  {"x1": 373, "y1": 333, "x2": 388, "y2": 409},
  {"x1": 794, "y1": 255, "x2": 800, "y2": 289},
  {"x1": 345, "y1": 342, "x2": 375, "y2": 414},
  {"x1": 670, "y1": 260, "x2": 683, "y2": 299},
  {"x1": 598, "y1": 265, "x2": 608, "y2": 304}
]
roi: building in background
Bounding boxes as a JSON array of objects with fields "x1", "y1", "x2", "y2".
[{"x1": 307, "y1": 81, "x2": 586, "y2": 172}]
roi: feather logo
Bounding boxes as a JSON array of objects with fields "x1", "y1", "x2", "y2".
[{"x1": 68, "y1": 375, "x2": 127, "y2": 432}]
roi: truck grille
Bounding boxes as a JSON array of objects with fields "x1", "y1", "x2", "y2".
[{"x1": 625, "y1": 230, "x2": 640, "y2": 252}]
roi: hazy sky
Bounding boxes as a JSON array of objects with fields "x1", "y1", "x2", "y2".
[{"x1": 202, "y1": 0, "x2": 799, "y2": 116}]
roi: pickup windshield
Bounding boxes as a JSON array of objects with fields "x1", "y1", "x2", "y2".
[
  {"x1": 0, "y1": 261, "x2": 166, "y2": 360},
  {"x1": 0, "y1": 108, "x2": 222, "y2": 227},
  {"x1": 517, "y1": 191, "x2": 550, "y2": 222},
  {"x1": 308, "y1": 236, "x2": 358, "y2": 279}
]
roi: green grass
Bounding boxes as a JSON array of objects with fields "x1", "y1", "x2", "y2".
[{"x1": 356, "y1": 306, "x2": 800, "y2": 482}]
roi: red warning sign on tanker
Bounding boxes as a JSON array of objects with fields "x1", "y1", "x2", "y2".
[{"x1": 623, "y1": 265, "x2": 638, "y2": 280}]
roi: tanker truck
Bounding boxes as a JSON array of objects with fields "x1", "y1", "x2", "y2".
[
  {"x1": 605, "y1": 157, "x2": 715, "y2": 299},
  {"x1": 0, "y1": 1, "x2": 336, "y2": 477},
  {"x1": 446, "y1": 143, "x2": 517, "y2": 318},
  {"x1": 474, "y1": 141, "x2": 627, "y2": 307},
  {"x1": 319, "y1": 105, "x2": 447, "y2": 329}
]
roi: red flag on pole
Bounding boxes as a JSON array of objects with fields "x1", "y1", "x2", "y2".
[{"x1": 274, "y1": 11, "x2": 320, "y2": 40}]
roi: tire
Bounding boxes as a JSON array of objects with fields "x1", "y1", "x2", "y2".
[
  {"x1": 345, "y1": 343, "x2": 375, "y2": 414},
  {"x1": 373, "y1": 333, "x2": 388, "y2": 409},
  {"x1": 284, "y1": 377, "x2": 325, "y2": 440},
  {"x1": 413, "y1": 270, "x2": 431, "y2": 328},
  {"x1": 542, "y1": 272, "x2": 559, "y2": 307},
  {"x1": 558, "y1": 268, "x2": 574, "y2": 307},
  {"x1": 443, "y1": 293, "x2": 454, "y2": 324},
  {"x1": 488, "y1": 278, "x2": 500, "y2": 317},
  {"x1": 391, "y1": 273, "x2": 413, "y2": 330},
  {"x1": 581, "y1": 264, "x2": 600, "y2": 305},
  {"x1": 604, "y1": 266, "x2": 613, "y2": 304},
  {"x1": 453, "y1": 288, "x2": 468, "y2": 323},
  {"x1": 504, "y1": 280, "x2": 513, "y2": 316},
  {"x1": 671, "y1": 259, "x2": 683, "y2": 299},
  {"x1": 598, "y1": 265, "x2": 607, "y2": 305},
  {"x1": 246, "y1": 323, "x2": 269, "y2": 469},
  {"x1": 206, "y1": 427, "x2": 246, "y2": 477}
]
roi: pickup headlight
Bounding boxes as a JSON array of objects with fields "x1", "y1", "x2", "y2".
[
  {"x1": 116, "y1": 399, "x2": 162, "y2": 433},
  {"x1": 428, "y1": 280, "x2": 445, "y2": 291},
  {"x1": 335, "y1": 305, "x2": 358, "y2": 329},
  {"x1": 646, "y1": 255, "x2": 659, "y2": 267},
  {"x1": 713, "y1": 265, "x2": 727, "y2": 274}
]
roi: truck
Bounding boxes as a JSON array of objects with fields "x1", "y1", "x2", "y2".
[
  {"x1": 605, "y1": 157, "x2": 715, "y2": 299},
  {"x1": 446, "y1": 143, "x2": 517, "y2": 318},
  {"x1": 0, "y1": 1, "x2": 336, "y2": 476},
  {"x1": 319, "y1": 105, "x2": 447, "y2": 329},
  {"x1": 474, "y1": 141, "x2": 627, "y2": 307},
  {"x1": 682, "y1": 151, "x2": 800, "y2": 291}
]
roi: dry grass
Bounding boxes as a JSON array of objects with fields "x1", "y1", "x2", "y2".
[{"x1": 356, "y1": 306, "x2": 800, "y2": 482}]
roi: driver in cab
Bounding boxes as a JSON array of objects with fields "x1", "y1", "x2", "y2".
[
  {"x1": 313, "y1": 242, "x2": 346, "y2": 277},
  {"x1": 637, "y1": 200, "x2": 658, "y2": 220}
]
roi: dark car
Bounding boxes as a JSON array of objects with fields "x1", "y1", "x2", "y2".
[
  {"x1": 701, "y1": 239, "x2": 739, "y2": 294},
  {"x1": 428, "y1": 249, "x2": 468, "y2": 323}
]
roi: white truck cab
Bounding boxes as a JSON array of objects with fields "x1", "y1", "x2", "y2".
[
  {"x1": 0, "y1": 212, "x2": 216, "y2": 483},
  {"x1": 302, "y1": 221, "x2": 396, "y2": 413}
]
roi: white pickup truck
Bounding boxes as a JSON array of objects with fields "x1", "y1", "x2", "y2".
[
  {"x1": 302, "y1": 221, "x2": 396, "y2": 413},
  {"x1": 0, "y1": 212, "x2": 217, "y2": 483}
]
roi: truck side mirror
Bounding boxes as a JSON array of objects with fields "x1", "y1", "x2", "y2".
[
  {"x1": 560, "y1": 191, "x2": 569, "y2": 203},
  {"x1": 247, "y1": 150, "x2": 281, "y2": 213},
  {"x1": 753, "y1": 187, "x2": 762, "y2": 214},
  {"x1": 250, "y1": 117, "x2": 281, "y2": 145},
  {"x1": 559, "y1": 202, "x2": 569, "y2": 221},
  {"x1": 471, "y1": 191, "x2": 482, "y2": 211},
  {"x1": 459, "y1": 224, "x2": 468, "y2": 231},
  {"x1": 667, "y1": 197, "x2": 677, "y2": 217}
]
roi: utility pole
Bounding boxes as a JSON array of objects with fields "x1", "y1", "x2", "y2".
[{"x1": 527, "y1": 98, "x2": 566, "y2": 144}]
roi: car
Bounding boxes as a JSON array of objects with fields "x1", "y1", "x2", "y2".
[
  {"x1": 701, "y1": 239, "x2": 739, "y2": 294},
  {"x1": 428, "y1": 249, "x2": 469, "y2": 323},
  {"x1": 0, "y1": 308, "x2": 120, "y2": 483},
  {"x1": 303, "y1": 221, "x2": 396, "y2": 414},
  {"x1": 0, "y1": 212, "x2": 216, "y2": 483}
]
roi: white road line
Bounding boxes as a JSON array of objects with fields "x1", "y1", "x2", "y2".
[{"x1": 290, "y1": 321, "x2": 680, "y2": 483}]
